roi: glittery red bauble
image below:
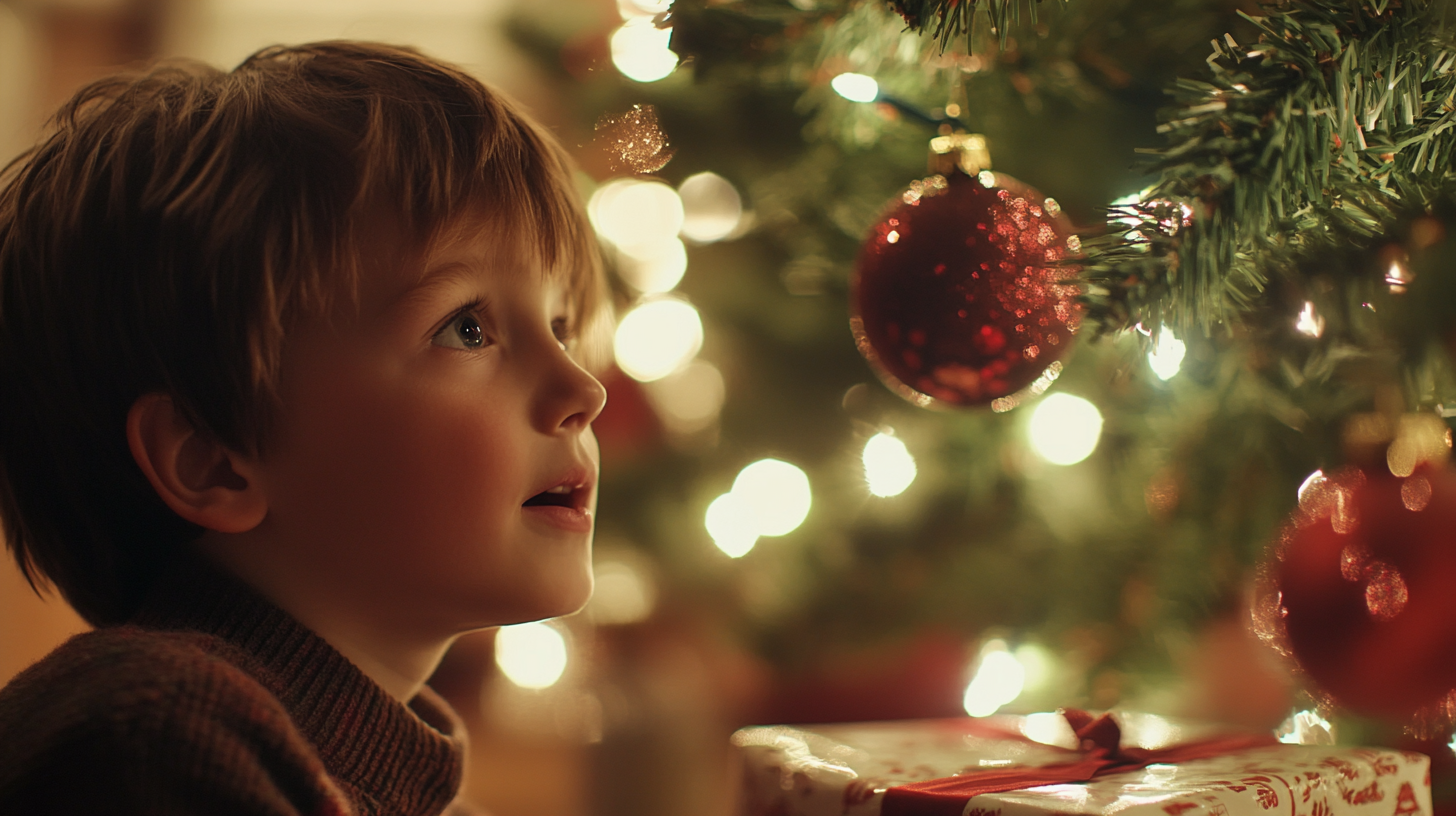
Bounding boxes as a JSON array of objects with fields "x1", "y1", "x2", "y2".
[
  {"x1": 1258, "y1": 465, "x2": 1456, "y2": 719},
  {"x1": 851, "y1": 170, "x2": 1081, "y2": 409}
]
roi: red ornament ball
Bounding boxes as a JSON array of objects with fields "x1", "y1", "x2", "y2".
[
  {"x1": 1257, "y1": 464, "x2": 1456, "y2": 720},
  {"x1": 851, "y1": 170, "x2": 1081, "y2": 409}
]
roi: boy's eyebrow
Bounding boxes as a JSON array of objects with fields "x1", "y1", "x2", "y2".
[{"x1": 390, "y1": 261, "x2": 479, "y2": 313}]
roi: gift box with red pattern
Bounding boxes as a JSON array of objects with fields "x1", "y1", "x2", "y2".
[{"x1": 733, "y1": 711, "x2": 1431, "y2": 816}]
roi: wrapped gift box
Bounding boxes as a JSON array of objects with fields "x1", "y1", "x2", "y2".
[{"x1": 734, "y1": 711, "x2": 1431, "y2": 816}]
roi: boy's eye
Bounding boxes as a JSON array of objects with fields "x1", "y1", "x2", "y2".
[
  {"x1": 551, "y1": 317, "x2": 573, "y2": 351},
  {"x1": 434, "y1": 312, "x2": 488, "y2": 350}
]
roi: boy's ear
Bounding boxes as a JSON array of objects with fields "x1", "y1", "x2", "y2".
[{"x1": 126, "y1": 393, "x2": 267, "y2": 533}]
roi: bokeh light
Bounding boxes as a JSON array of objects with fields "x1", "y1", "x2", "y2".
[
  {"x1": 645, "y1": 359, "x2": 726, "y2": 434},
  {"x1": 1295, "y1": 301, "x2": 1325, "y2": 338},
  {"x1": 1147, "y1": 330, "x2": 1186, "y2": 381},
  {"x1": 610, "y1": 17, "x2": 678, "y2": 83},
  {"x1": 589, "y1": 557, "x2": 656, "y2": 625},
  {"x1": 963, "y1": 639, "x2": 1025, "y2": 717},
  {"x1": 614, "y1": 298, "x2": 704, "y2": 382},
  {"x1": 589, "y1": 179, "x2": 685, "y2": 258},
  {"x1": 732, "y1": 458, "x2": 812, "y2": 536},
  {"x1": 678, "y1": 172, "x2": 743, "y2": 243},
  {"x1": 495, "y1": 621, "x2": 568, "y2": 689},
  {"x1": 1277, "y1": 709, "x2": 1335, "y2": 745},
  {"x1": 863, "y1": 432, "x2": 916, "y2": 497},
  {"x1": 830, "y1": 72, "x2": 879, "y2": 103},
  {"x1": 1027, "y1": 393, "x2": 1103, "y2": 466},
  {"x1": 616, "y1": 237, "x2": 687, "y2": 293},
  {"x1": 706, "y1": 492, "x2": 759, "y2": 557},
  {"x1": 1021, "y1": 711, "x2": 1076, "y2": 747}
]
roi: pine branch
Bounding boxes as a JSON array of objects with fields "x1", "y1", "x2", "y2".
[
  {"x1": 1081, "y1": 0, "x2": 1456, "y2": 338},
  {"x1": 888, "y1": 0, "x2": 1070, "y2": 51}
]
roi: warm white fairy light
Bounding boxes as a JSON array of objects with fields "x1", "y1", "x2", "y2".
[
  {"x1": 613, "y1": 298, "x2": 703, "y2": 382},
  {"x1": 589, "y1": 558, "x2": 656, "y2": 625},
  {"x1": 733, "y1": 459, "x2": 812, "y2": 536},
  {"x1": 495, "y1": 622, "x2": 568, "y2": 689},
  {"x1": 1386, "y1": 259, "x2": 1412, "y2": 293},
  {"x1": 590, "y1": 179, "x2": 685, "y2": 258},
  {"x1": 678, "y1": 172, "x2": 744, "y2": 243},
  {"x1": 1295, "y1": 301, "x2": 1325, "y2": 338},
  {"x1": 863, "y1": 433, "x2": 917, "y2": 497},
  {"x1": 1277, "y1": 709, "x2": 1335, "y2": 745},
  {"x1": 1027, "y1": 393, "x2": 1103, "y2": 466},
  {"x1": 830, "y1": 72, "x2": 879, "y2": 103},
  {"x1": 617, "y1": 237, "x2": 688, "y2": 294},
  {"x1": 644, "y1": 360, "x2": 725, "y2": 434},
  {"x1": 705, "y1": 492, "x2": 759, "y2": 557},
  {"x1": 1022, "y1": 711, "x2": 1076, "y2": 747},
  {"x1": 963, "y1": 639, "x2": 1025, "y2": 717},
  {"x1": 1147, "y1": 330, "x2": 1186, "y2": 381},
  {"x1": 610, "y1": 17, "x2": 678, "y2": 83}
]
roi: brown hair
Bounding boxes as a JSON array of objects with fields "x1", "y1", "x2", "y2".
[{"x1": 0, "y1": 41, "x2": 604, "y2": 626}]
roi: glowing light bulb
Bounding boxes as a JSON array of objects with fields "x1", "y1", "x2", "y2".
[
  {"x1": 706, "y1": 492, "x2": 758, "y2": 557},
  {"x1": 495, "y1": 622, "x2": 568, "y2": 689},
  {"x1": 1295, "y1": 302, "x2": 1324, "y2": 338},
  {"x1": 590, "y1": 558, "x2": 655, "y2": 625},
  {"x1": 590, "y1": 179, "x2": 685, "y2": 257},
  {"x1": 617, "y1": 237, "x2": 687, "y2": 293},
  {"x1": 678, "y1": 172, "x2": 743, "y2": 243},
  {"x1": 1147, "y1": 331, "x2": 1186, "y2": 381},
  {"x1": 962, "y1": 639, "x2": 1025, "y2": 717},
  {"x1": 613, "y1": 298, "x2": 703, "y2": 382},
  {"x1": 830, "y1": 72, "x2": 879, "y2": 103},
  {"x1": 863, "y1": 433, "x2": 916, "y2": 497},
  {"x1": 1027, "y1": 393, "x2": 1103, "y2": 466},
  {"x1": 1276, "y1": 709, "x2": 1335, "y2": 745},
  {"x1": 732, "y1": 458, "x2": 811, "y2": 536},
  {"x1": 644, "y1": 360, "x2": 725, "y2": 434},
  {"x1": 610, "y1": 18, "x2": 678, "y2": 83},
  {"x1": 1022, "y1": 711, "x2": 1077, "y2": 748}
]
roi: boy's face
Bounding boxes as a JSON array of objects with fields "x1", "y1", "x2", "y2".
[{"x1": 252, "y1": 213, "x2": 607, "y2": 635}]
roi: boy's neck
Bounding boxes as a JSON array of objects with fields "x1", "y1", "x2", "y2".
[{"x1": 195, "y1": 535, "x2": 456, "y2": 704}]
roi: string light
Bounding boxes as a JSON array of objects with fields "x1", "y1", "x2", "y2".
[
  {"x1": 863, "y1": 432, "x2": 917, "y2": 497},
  {"x1": 1147, "y1": 330, "x2": 1186, "y2": 381},
  {"x1": 1026, "y1": 393, "x2": 1103, "y2": 466},
  {"x1": 678, "y1": 172, "x2": 743, "y2": 243},
  {"x1": 733, "y1": 459, "x2": 812, "y2": 536},
  {"x1": 610, "y1": 17, "x2": 678, "y2": 83},
  {"x1": 1295, "y1": 301, "x2": 1325, "y2": 338},
  {"x1": 495, "y1": 622, "x2": 568, "y2": 689},
  {"x1": 616, "y1": 237, "x2": 688, "y2": 293},
  {"x1": 589, "y1": 179, "x2": 685, "y2": 258},
  {"x1": 644, "y1": 360, "x2": 726, "y2": 435},
  {"x1": 705, "y1": 492, "x2": 759, "y2": 557},
  {"x1": 613, "y1": 298, "x2": 703, "y2": 382},
  {"x1": 830, "y1": 72, "x2": 879, "y2": 103},
  {"x1": 963, "y1": 639, "x2": 1025, "y2": 717},
  {"x1": 589, "y1": 557, "x2": 656, "y2": 625}
]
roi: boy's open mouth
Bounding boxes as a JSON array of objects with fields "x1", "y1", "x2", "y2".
[{"x1": 523, "y1": 485, "x2": 578, "y2": 509}]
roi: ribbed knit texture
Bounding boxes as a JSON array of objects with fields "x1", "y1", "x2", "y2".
[{"x1": 0, "y1": 554, "x2": 467, "y2": 816}]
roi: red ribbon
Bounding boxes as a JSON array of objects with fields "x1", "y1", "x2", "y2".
[{"x1": 880, "y1": 709, "x2": 1278, "y2": 816}]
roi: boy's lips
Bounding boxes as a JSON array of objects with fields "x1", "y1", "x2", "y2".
[{"x1": 521, "y1": 466, "x2": 595, "y2": 533}]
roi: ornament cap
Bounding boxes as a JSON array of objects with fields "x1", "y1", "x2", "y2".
[{"x1": 929, "y1": 132, "x2": 991, "y2": 176}]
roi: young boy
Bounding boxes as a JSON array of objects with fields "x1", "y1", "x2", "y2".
[{"x1": 0, "y1": 41, "x2": 607, "y2": 814}]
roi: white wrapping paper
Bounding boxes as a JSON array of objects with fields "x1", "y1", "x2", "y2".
[{"x1": 734, "y1": 714, "x2": 1431, "y2": 816}]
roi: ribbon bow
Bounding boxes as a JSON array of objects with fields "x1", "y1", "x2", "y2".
[{"x1": 880, "y1": 709, "x2": 1277, "y2": 816}]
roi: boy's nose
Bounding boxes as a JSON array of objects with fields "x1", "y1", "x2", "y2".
[{"x1": 539, "y1": 352, "x2": 608, "y2": 435}]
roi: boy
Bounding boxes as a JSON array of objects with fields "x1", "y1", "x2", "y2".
[{"x1": 0, "y1": 41, "x2": 607, "y2": 814}]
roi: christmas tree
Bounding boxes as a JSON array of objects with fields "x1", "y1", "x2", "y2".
[{"x1": 503, "y1": 0, "x2": 1456, "y2": 762}]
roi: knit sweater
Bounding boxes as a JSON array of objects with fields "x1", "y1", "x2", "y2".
[{"x1": 0, "y1": 554, "x2": 472, "y2": 816}]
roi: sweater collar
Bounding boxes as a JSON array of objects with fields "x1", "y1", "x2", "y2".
[{"x1": 129, "y1": 552, "x2": 466, "y2": 816}]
